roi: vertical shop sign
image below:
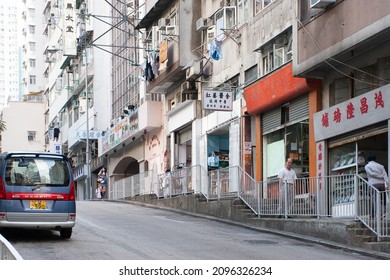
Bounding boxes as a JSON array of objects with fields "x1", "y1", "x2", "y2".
[
  {"x1": 63, "y1": 0, "x2": 77, "y2": 56},
  {"x1": 316, "y1": 141, "x2": 325, "y2": 189},
  {"x1": 203, "y1": 89, "x2": 233, "y2": 111},
  {"x1": 244, "y1": 142, "x2": 252, "y2": 165},
  {"x1": 314, "y1": 84, "x2": 390, "y2": 141}
]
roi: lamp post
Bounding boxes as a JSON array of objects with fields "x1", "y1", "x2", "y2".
[{"x1": 84, "y1": 47, "x2": 91, "y2": 199}]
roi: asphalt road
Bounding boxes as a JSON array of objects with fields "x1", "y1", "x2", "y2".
[{"x1": 2, "y1": 200, "x2": 378, "y2": 260}]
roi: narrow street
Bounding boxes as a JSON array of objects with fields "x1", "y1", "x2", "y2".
[{"x1": 4, "y1": 201, "x2": 377, "y2": 260}]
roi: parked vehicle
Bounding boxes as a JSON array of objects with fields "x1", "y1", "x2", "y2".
[{"x1": 0, "y1": 151, "x2": 76, "y2": 238}]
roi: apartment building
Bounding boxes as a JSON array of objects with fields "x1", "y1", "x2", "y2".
[
  {"x1": 43, "y1": 0, "x2": 111, "y2": 200},
  {"x1": 294, "y1": 0, "x2": 390, "y2": 217},
  {"x1": 0, "y1": 3, "x2": 19, "y2": 108}
]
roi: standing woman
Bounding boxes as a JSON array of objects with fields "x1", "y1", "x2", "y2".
[{"x1": 98, "y1": 167, "x2": 108, "y2": 199}]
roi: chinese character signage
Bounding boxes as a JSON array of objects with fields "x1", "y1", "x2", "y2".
[
  {"x1": 63, "y1": 0, "x2": 77, "y2": 56},
  {"x1": 51, "y1": 143, "x2": 62, "y2": 155},
  {"x1": 314, "y1": 84, "x2": 390, "y2": 141},
  {"x1": 203, "y1": 89, "x2": 233, "y2": 111},
  {"x1": 73, "y1": 130, "x2": 102, "y2": 140}
]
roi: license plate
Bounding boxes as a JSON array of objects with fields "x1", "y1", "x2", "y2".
[{"x1": 30, "y1": 200, "x2": 46, "y2": 210}]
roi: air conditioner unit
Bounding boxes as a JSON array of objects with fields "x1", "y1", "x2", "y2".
[
  {"x1": 66, "y1": 66, "x2": 73, "y2": 73},
  {"x1": 70, "y1": 58, "x2": 78, "y2": 67},
  {"x1": 73, "y1": 100, "x2": 79, "y2": 108},
  {"x1": 196, "y1": 18, "x2": 208, "y2": 31},
  {"x1": 186, "y1": 60, "x2": 201, "y2": 81},
  {"x1": 310, "y1": 0, "x2": 336, "y2": 9},
  {"x1": 158, "y1": 18, "x2": 170, "y2": 28}
]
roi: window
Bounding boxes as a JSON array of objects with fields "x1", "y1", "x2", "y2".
[
  {"x1": 260, "y1": 28, "x2": 292, "y2": 76},
  {"x1": 237, "y1": 0, "x2": 249, "y2": 24},
  {"x1": 29, "y1": 42, "x2": 36, "y2": 52},
  {"x1": 330, "y1": 77, "x2": 351, "y2": 106},
  {"x1": 215, "y1": 6, "x2": 236, "y2": 40},
  {"x1": 29, "y1": 75, "x2": 36, "y2": 85},
  {"x1": 255, "y1": 0, "x2": 273, "y2": 15},
  {"x1": 330, "y1": 56, "x2": 390, "y2": 106},
  {"x1": 27, "y1": 131, "x2": 36, "y2": 141},
  {"x1": 29, "y1": 25, "x2": 35, "y2": 34},
  {"x1": 245, "y1": 65, "x2": 258, "y2": 84},
  {"x1": 354, "y1": 65, "x2": 377, "y2": 97},
  {"x1": 29, "y1": 59, "x2": 36, "y2": 68}
]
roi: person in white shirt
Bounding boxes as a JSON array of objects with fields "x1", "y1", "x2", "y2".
[
  {"x1": 365, "y1": 154, "x2": 388, "y2": 218},
  {"x1": 278, "y1": 158, "x2": 297, "y2": 218}
]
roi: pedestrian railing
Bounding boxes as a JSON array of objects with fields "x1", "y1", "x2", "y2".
[
  {"x1": 0, "y1": 234, "x2": 23, "y2": 260},
  {"x1": 110, "y1": 165, "x2": 390, "y2": 239}
]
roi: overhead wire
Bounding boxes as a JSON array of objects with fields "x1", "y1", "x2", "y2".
[{"x1": 296, "y1": 17, "x2": 390, "y2": 86}]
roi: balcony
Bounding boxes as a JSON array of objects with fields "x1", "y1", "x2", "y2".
[{"x1": 100, "y1": 99, "x2": 163, "y2": 156}]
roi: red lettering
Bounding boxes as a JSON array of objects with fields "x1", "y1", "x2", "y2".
[
  {"x1": 322, "y1": 113, "x2": 329, "y2": 127},
  {"x1": 346, "y1": 102, "x2": 355, "y2": 119},
  {"x1": 360, "y1": 97, "x2": 368, "y2": 114},
  {"x1": 375, "y1": 91, "x2": 384, "y2": 108},
  {"x1": 333, "y1": 108, "x2": 341, "y2": 123}
]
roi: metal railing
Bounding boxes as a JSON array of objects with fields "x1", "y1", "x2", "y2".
[
  {"x1": 0, "y1": 234, "x2": 23, "y2": 260},
  {"x1": 109, "y1": 165, "x2": 390, "y2": 239},
  {"x1": 109, "y1": 170, "x2": 156, "y2": 200}
]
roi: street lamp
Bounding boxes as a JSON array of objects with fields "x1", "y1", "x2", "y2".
[{"x1": 84, "y1": 47, "x2": 91, "y2": 199}]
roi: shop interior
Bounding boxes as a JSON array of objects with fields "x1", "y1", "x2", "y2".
[{"x1": 207, "y1": 134, "x2": 229, "y2": 170}]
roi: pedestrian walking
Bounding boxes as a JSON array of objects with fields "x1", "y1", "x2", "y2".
[{"x1": 98, "y1": 167, "x2": 108, "y2": 199}]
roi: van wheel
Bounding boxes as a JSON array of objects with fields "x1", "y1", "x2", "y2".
[{"x1": 60, "y1": 228, "x2": 72, "y2": 239}]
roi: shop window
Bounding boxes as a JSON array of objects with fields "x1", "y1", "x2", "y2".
[{"x1": 265, "y1": 120, "x2": 309, "y2": 178}]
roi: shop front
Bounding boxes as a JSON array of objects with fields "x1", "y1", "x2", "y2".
[
  {"x1": 314, "y1": 84, "x2": 390, "y2": 217},
  {"x1": 243, "y1": 63, "x2": 321, "y2": 182}
]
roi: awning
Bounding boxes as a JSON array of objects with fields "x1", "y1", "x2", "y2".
[{"x1": 135, "y1": 0, "x2": 173, "y2": 30}]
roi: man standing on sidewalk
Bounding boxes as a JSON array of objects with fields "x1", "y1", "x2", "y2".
[
  {"x1": 278, "y1": 158, "x2": 297, "y2": 218},
  {"x1": 365, "y1": 154, "x2": 389, "y2": 219}
]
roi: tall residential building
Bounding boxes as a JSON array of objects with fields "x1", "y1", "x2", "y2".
[
  {"x1": 20, "y1": 0, "x2": 46, "y2": 97},
  {"x1": 44, "y1": 0, "x2": 111, "y2": 200},
  {"x1": 0, "y1": 3, "x2": 19, "y2": 108}
]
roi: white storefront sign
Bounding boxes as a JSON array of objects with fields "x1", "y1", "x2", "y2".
[
  {"x1": 314, "y1": 84, "x2": 390, "y2": 141},
  {"x1": 203, "y1": 89, "x2": 233, "y2": 111}
]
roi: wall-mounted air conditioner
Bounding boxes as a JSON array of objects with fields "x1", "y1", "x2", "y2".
[
  {"x1": 186, "y1": 60, "x2": 201, "y2": 81},
  {"x1": 310, "y1": 0, "x2": 336, "y2": 9},
  {"x1": 196, "y1": 18, "x2": 208, "y2": 31},
  {"x1": 70, "y1": 58, "x2": 78, "y2": 67},
  {"x1": 158, "y1": 18, "x2": 170, "y2": 29}
]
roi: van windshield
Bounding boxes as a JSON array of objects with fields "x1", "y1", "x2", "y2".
[{"x1": 5, "y1": 157, "x2": 70, "y2": 186}]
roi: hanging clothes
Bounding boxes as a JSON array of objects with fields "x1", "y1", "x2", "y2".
[{"x1": 210, "y1": 39, "x2": 222, "y2": 61}]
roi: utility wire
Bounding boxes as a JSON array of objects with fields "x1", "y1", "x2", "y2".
[{"x1": 296, "y1": 18, "x2": 390, "y2": 86}]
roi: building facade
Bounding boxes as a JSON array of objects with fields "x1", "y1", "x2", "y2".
[{"x1": 294, "y1": 0, "x2": 390, "y2": 216}]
